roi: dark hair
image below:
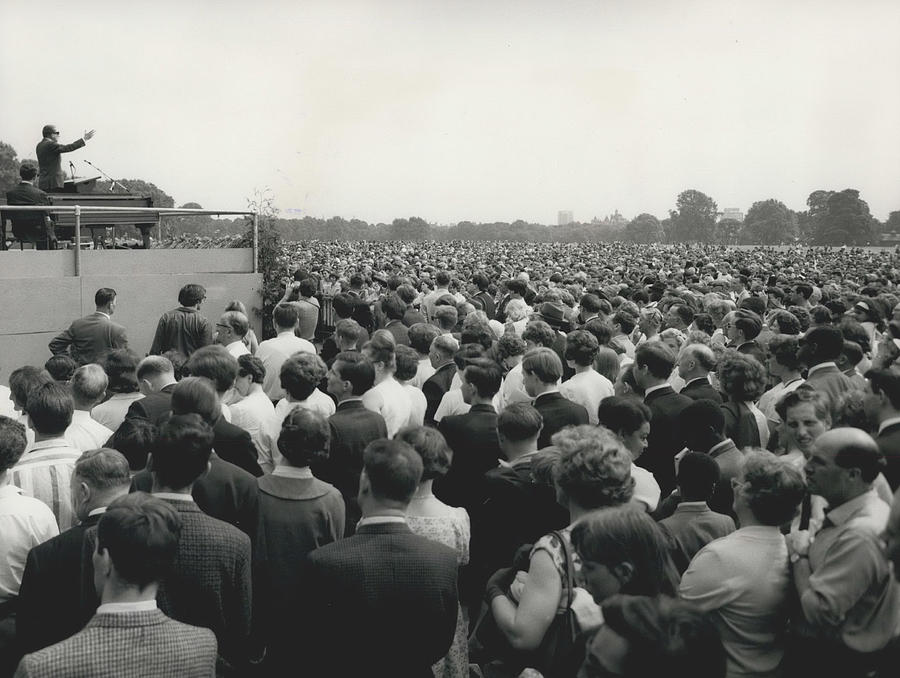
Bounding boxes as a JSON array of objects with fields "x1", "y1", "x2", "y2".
[
  {"x1": 522, "y1": 320, "x2": 556, "y2": 349},
  {"x1": 497, "y1": 333, "x2": 527, "y2": 361},
  {"x1": 331, "y1": 353, "x2": 375, "y2": 396},
  {"x1": 435, "y1": 271, "x2": 451, "y2": 286},
  {"x1": 669, "y1": 304, "x2": 694, "y2": 328},
  {"x1": 571, "y1": 507, "x2": 679, "y2": 598},
  {"x1": 463, "y1": 359, "x2": 503, "y2": 399},
  {"x1": 409, "y1": 323, "x2": 442, "y2": 354},
  {"x1": 810, "y1": 305, "x2": 833, "y2": 325},
  {"x1": 152, "y1": 413, "x2": 215, "y2": 488},
  {"x1": 775, "y1": 386, "x2": 830, "y2": 424},
  {"x1": 787, "y1": 306, "x2": 811, "y2": 333},
  {"x1": 394, "y1": 345, "x2": 420, "y2": 382},
  {"x1": 0, "y1": 416, "x2": 28, "y2": 474},
  {"x1": 237, "y1": 354, "x2": 266, "y2": 384},
  {"x1": 732, "y1": 310, "x2": 762, "y2": 341},
  {"x1": 565, "y1": 330, "x2": 600, "y2": 367},
  {"x1": 676, "y1": 452, "x2": 721, "y2": 501},
  {"x1": 553, "y1": 426, "x2": 635, "y2": 509},
  {"x1": 613, "y1": 309, "x2": 638, "y2": 335},
  {"x1": 178, "y1": 284, "x2": 206, "y2": 307},
  {"x1": 332, "y1": 293, "x2": 355, "y2": 319},
  {"x1": 767, "y1": 334, "x2": 801, "y2": 371},
  {"x1": 94, "y1": 288, "x2": 116, "y2": 308},
  {"x1": 273, "y1": 303, "x2": 300, "y2": 329},
  {"x1": 278, "y1": 408, "x2": 330, "y2": 467},
  {"x1": 97, "y1": 493, "x2": 181, "y2": 587},
  {"x1": 497, "y1": 403, "x2": 543, "y2": 442},
  {"x1": 137, "y1": 356, "x2": 174, "y2": 383},
  {"x1": 583, "y1": 318, "x2": 613, "y2": 346},
  {"x1": 299, "y1": 278, "x2": 317, "y2": 298},
  {"x1": 185, "y1": 345, "x2": 238, "y2": 393},
  {"x1": 111, "y1": 418, "x2": 158, "y2": 472},
  {"x1": 770, "y1": 310, "x2": 801, "y2": 336},
  {"x1": 598, "y1": 396, "x2": 651, "y2": 437},
  {"x1": 363, "y1": 331, "x2": 396, "y2": 368},
  {"x1": 44, "y1": 355, "x2": 77, "y2": 382},
  {"x1": 19, "y1": 163, "x2": 38, "y2": 181},
  {"x1": 841, "y1": 340, "x2": 863, "y2": 368},
  {"x1": 395, "y1": 426, "x2": 452, "y2": 481},
  {"x1": 363, "y1": 439, "x2": 423, "y2": 504},
  {"x1": 601, "y1": 595, "x2": 726, "y2": 678},
  {"x1": 718, "y1": 350, "x2": 766, "y2": 401},
  {"x1": 334, "y1": 318, "x2": 363, "y2": 344},
  {"x1": 281, "y1": 353, "x2": 328, "y2": 400},
  {"x1": 26, "y1": 382, "x2": 74, "y2": 435},
  {"x1": 804, "y1": 326, "x2": 844, "y2": 363},
  {"x1": 741, "y1": 450, "x2": 806, "y2": 525},
  {"x1": 522, "y1": 347, "x2": 563, "y2": 384},
  {"x1": 692, "y1": 313, "x2": 715, "y2": 336},
  {"x1": 74, "y1": 448, "x2": 132, "y2": 489},
  {"x1": 9, "y1": 366, "x2": 54, "y2": 410},
  {"x1": 102, "y1": 349, "x2": 140, "y2": 393},
  {"x1": 170, "y1": 376, "x2": 220, "y2": 425},
  {"x1": 382, "y1": 294, "x2": 406, "y2": 321},
  {"x1": 635, "y1": 342, "x2": 677, "y2": 379},
  {"x1": 453, "y1": 343, "x2": 484, "y2": 371},
  {"x1": 865, "y1": 368, "x2": 900, "y2": 410}
]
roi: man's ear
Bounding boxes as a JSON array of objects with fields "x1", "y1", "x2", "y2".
[{"x1": 612, "y1": 562, "x2": 634, "y2": 586}]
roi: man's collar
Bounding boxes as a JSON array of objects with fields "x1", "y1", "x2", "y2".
[
  {"x1": 643, "y1": 383, "x2": 671, "y2": 398},
  {"x1": 807, "y1": 362, "x2": 837, "y2": 377},
  {"x1": 28, "y1": 437, "x2": 72, "y2": 451},
  {"x1": 684, "y1": 376, "x2": 711, "y2": 388},
  {"x1": 534, "y1": 388, "x2": 560, "y2": 400},
  {"x1": 151, "y1": 492, "x2": 195, "y2": 502},
  {"x1": 825, "y1": 489, "x2": 879, "y2": 528},
  {"x1": 338, "y1": 396, "x2": 364, "y2": 406},
  {"x1": 97, "y1": 600, "x2": 158, "y2": 615},
  {"x1": 273, "y1": 465, "x2": 313, "y2": 479},
  {"x1": 95, "y1": 311, "x2": 111, "y2": 319},
  {"x1": 878, "y1": 416, "x2": 900, "y2": 435},
  {"x1": 708, "y1": 438, "x2": 735, "y2": 457},
  {"x1": 87, "y1": 506, "x2": 108, "y2": 518},
  {"x1": 357, "y1": 515, "x2": 407, "y2": 528}
]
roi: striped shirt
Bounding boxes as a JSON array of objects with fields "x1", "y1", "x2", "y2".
[{"x1": 11, "y1": 438, "x2": 82, "y2": 531}]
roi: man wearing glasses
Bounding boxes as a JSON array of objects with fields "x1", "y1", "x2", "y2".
[{"x1": 36, "y1": 124, "x2": 96, "y2": 191}]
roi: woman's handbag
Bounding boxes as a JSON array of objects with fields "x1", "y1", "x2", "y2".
[{"x1": 468, "y1": 531, "x2": 581, "y2": 678}]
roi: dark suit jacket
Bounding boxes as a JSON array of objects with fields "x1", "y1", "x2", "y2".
[
  {"x1": 402, "y1": 308, "x2": 428, "y2": 327},
  {"x1": 36, "y1": 137, "x2": 85, "y2": 191},
  {"x1": 436, "y1": 403, "x2": 501, "y2": 511},
  {"x1": 721, "y1": 400, "x2": 761, "y2": 450},
  {"x1": 659, "y1": 502, "x2": 736, "y2": 574},
  {"x1": 474, "y1": 291, "x2": 496, "y2": 319},
  {"x1": 212, "y1": 416, "x2": 261, "y2": 477},
  {"x1": 806, "y1": 364, "x2": 856, "y2": 416},
  {"x1": 315, "y1": 400, "x2": 388, "y2": 533},
  {"x1": 4, "y1": 182, "x2": 53, "y2": 241},
  {"x1": 16, "y1": 515, "x2": 102, "y2": 654},
  {"x1": 13, "y1": 609, "x2": 217, "y2": 678},
  {"x1": 384, "y1": 319, "x2": 410, "y2": 346},
  {"x1": 876, "y1": 423, "x2": 900, "y2": 491},
  {"x1": 48, "y1": 312, "x2": 128, "y2": 365},
  {"x1": 305, "y1": 522, "x2": 458, "y2": 678},
  {"x1": 680, "y1": 377, "x2": 723, "y2": 404},
  {"x1": 155, "y1": 498, "x2": 252, "y2": 671},
  {"x1": 423, "y1": 362, "x2": 457, "y2": 425},
  {"x1": 131, "y1": 453, "x2": 259, "y2": 541},
  {"x1": 736, "y1": 340, "x2": 766, "y2": 366},
  {"x1": 148, "y1": 306, "x2": 213, "y2": 357},
  {"x1": 122, "y1": 383, "x2": 176, "y2": 427},
  {"x1": 640, "y1": 386, "x2": 692, "y2": 495},
  {"x1": 533, "y1": 391, "x2": 589, "y2": 449}
]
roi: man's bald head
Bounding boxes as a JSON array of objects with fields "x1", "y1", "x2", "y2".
[{"x1": 805, "y1": 428, "x2": 884, "y2": 506}]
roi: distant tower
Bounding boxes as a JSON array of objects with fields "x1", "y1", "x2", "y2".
[{"x1": 558, "y1": 210, "x2": 574, "y2": 226}]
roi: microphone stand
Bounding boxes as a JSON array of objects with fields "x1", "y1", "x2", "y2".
[
  {"x1": 83, "y1": 159, "x2": 130, "y2": 192},
  {"x1": 69, "y1": 160, "x2": 76, "y2": 181}
]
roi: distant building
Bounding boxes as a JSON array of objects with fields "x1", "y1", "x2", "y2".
[
  {"x1": 558, "y1": 210, "x2": 574, "y2": 226},
  {"x1": 591, "y1": 210, "x2": 628, "y2": 227},
  {"x1": 718, "y1": 208, "x2": 744, "y2": 223}
]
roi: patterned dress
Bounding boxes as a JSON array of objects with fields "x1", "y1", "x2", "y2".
[{"x1": 407, "y1": 505, "x2": 471, "y2": 678}]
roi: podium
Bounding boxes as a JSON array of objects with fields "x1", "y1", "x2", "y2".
[{"x1": 62, "y1": 176, "x2": 102, "y2": 193}]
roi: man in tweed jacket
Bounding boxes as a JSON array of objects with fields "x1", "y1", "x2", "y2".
[
  {"x1": 15, "y1": 493, "x2": 217, "y2": 678},
  {"x1": 305, "y1": 439, "x2": 458, "y2": 677},
  {"x1": 149, "y1": 413, "x2": 254, "y2": 674}
]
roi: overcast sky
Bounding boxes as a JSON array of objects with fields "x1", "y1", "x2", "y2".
[{"x1": 3, "y1": 0, "x2": 899, "y2": 224}]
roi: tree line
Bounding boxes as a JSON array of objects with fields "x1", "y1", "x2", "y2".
[{"x1": 2, "y1": 139, "x2": 897, "y2": 245}]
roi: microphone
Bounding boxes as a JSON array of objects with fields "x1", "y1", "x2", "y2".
[{"x1": 69, "y1": 160, "x2": 76, "y2": 179}]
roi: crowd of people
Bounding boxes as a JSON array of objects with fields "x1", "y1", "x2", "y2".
[{"x1": 2, "y1": 239, "x2": 900, "y2": 677}]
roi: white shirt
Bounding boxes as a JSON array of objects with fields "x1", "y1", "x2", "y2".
[
  {"x1": 97, "y1": 600, "x2": 158, "y2": 614},
  {"x1": 91, "y1": 392, "x2": 145, "y2": 432},
  {"x1": 229, "y1": 388, "x2": 276, "y2": 454},
  {"x1": 363, "y1": 377, "x2": 412, "y2": 438},
  {"x1": 498, "y1": 362, "x2": 531, "y2": 413},
  {"x1": 631, "y1": 464, "x2": 661, "y2": 512},
  {"x1": 256, "y1": 331, "x2": 317, "y2": 400},
  {"x1": 0, "y1": 484, "x2": 59, "y2": 602},
  {"x1": 401, "y1": 383, "x2": 427, "y2": 427},
  {"x1": 13, "y1": 438, "x2": 82, "y2": 530},
  {"x1": 259, "y1": 391, "x2": 336, "y2": 473},
  {"x1": 409, "y1": 358, "x2": 436, "y2": 390},
  {"x1": 757, "y1": 378, "x2": 805, "y2": 423},
  {"x1": 225, "y1": 340, "x2": 251, "y2": 358},
  {"x1": 559, "y1": 369, "x2": 614, "y2": 425},
  {"x1": 878, "y1": 416, "x2": 900, "y2": 435},
  {"x1": 65, "y1": 410, "x2": 114, "y2": 452}
]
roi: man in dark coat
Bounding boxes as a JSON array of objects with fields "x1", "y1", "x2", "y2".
[
  {"x1": 17, "y1": 449, "x2": 132, "y2": 654},
  {"x1": 305, "y1": 439, "x2": 458, "y2": 678},
  {"x1": 4, "y1": 163, "x2": 55, "y2": 248},
  {"x1": 677, "y1": 344, "x2": 723, "y2": 403},
  {"x1": 522, "y1": 347, "x2": 588, "y2": 449},
  {"x1": 865, "y1": 368, "x2": 900, "y2": 491},
  {"x1": 48, "y1": 288, "x2": 128, "y2": 365},
  {"x1": 634, "y1": 342, "x2": 692, "y2": 495},
  {"x1": 35, "y1": 124, "x2": 94, "y2": 191},
  {"x1": 437, "y1": 359, "x2": 503, "y2": 512},
  {"x1": 319, "y1": 352, "x2": 388, "y2": 533},
  {"x1": 423, "y1": 335, "x2": 458, "y2": 425}
]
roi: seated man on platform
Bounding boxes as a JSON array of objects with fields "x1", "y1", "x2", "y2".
[{"x1": 3, "y1": 164, "x2": 55, "y2": 249}]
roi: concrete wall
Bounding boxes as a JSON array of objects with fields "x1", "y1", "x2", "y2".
[{"x1": 0, "y1": 249, "x2": 262, "y2": 385}]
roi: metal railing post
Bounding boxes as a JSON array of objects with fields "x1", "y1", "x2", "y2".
[
  {"x1": 74, "y1": 205, "x2": 81, "y2": 276},
  {"x1": 253, "y1": 213, "x2": 259, "y2": 273}
]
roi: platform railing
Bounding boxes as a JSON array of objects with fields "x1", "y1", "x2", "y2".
[{"x1": 0, "y1": 205, "x2": 259, "y2": 275}]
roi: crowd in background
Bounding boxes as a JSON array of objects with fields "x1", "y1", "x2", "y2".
[{"x1": 3, "y1": 240, "x2": 900, "y2": 677}]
